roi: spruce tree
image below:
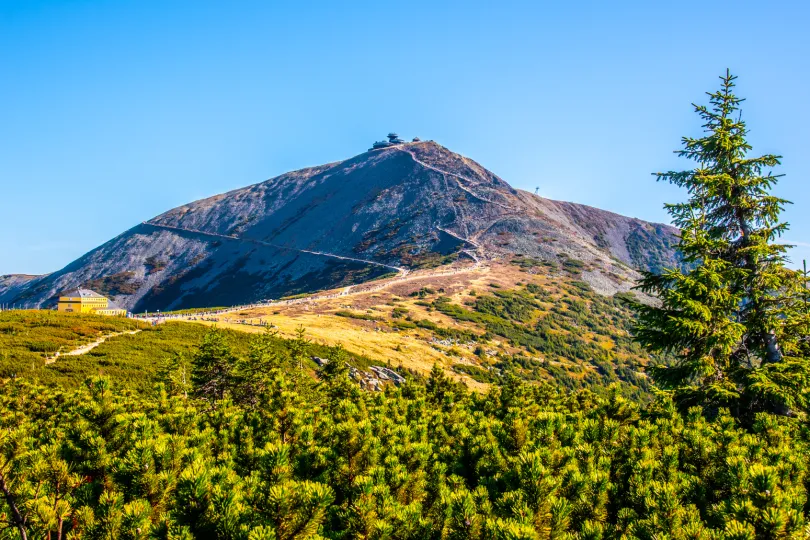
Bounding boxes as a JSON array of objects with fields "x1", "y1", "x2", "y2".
[
  {"x1": 232, "y1": 327, "x2": 283, "y2": 407},
  {"x1": 634, "y1": 71, "x2": 810, "y2": 418},
  {"x1": 191, "y1": 328, "x2": 237, "y2": 402},
  {"x1": 156, "y1": 352, "x2": 190, "y2": 398}
]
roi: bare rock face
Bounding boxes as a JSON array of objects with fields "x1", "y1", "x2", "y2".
[
  {"x1": 0, "y1": 275, "x2": 38, "y2": 305},
  {"x1": 1, "y1": 141, "x2": 680, "y2": 311}
]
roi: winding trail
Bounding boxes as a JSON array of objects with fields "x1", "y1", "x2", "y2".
[
  {"x1": 137, "y1": 259, "x2": 487, "y2": 322},
  {"x1": 435, "y1": 225, "x2": 482, "y2": 264},
  {"x1": 395, "y1": 147, "x2": 514, "y2": 210},
  {"x1": 435, "y1": 225, "x2": 480, "y2": 249},
  {"x1": 46, "y1": 330, "x2": 142, "y2": 364},
  {"x1": 142, "y1": 221, "x2": 408, "y2": 276},
  {"x1": 394, "y1": 145, "x2": 506, "y2": 265},
  {"x1": 143, "y1": 145, "x2": 503, "y2": 285},
  {"x1": 134, "y1": 148, "x2": 508, "y2": 319}
]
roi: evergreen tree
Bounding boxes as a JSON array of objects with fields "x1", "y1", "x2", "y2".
[
  {"x1": 320, "y1": 344, "x2": 358, "y2": 403},
  {"x1": 232, "y1": 327, "x2": 284, "y2": 407},
  {"x1": 287, "y1": 326, "x2": 319, "y2": 402},
  {"x1": 191, "y1": 328, "x2": 238, "y2": 402},
  {"x1": 634, "y1": 71, "x2": 810, "y2": 418},
  {"x1": 157, "y1": 352, "x2": 191, "y2": 398},
  {"x1": 289, "y1": 326, "x2": 310, "y2": 371},
  {"x1": 425, "y1": 364, "x2": 464, "y2": 409}
]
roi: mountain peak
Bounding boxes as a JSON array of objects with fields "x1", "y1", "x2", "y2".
[
  {"x1": 368, "y1": 131, "x2": 424, "y2": 151},
  {"x1": 1, "y1": 140, "x2": 680, "y2": 311}
]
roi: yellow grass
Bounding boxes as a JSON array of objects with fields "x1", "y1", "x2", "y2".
[
  {"x1": 156, "y1": 259, "x2": 632, "y2": 392},
  {"x1": 174, "y1": 260, "x2": 511, "y2": 391},
  {"x1": 200, "y1": 316, "x2": 488, "y2": 391}
]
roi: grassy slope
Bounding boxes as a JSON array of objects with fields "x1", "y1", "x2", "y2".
[
  {"x1": 186, "y1": 258, "x2": 651, "y2": 397},
  {"x1": 432, "y1": 280, "x2": 650, "y2": 396},
  {"x1": 2, "y1": 313, "x2": 379, "y2": 391},
  {"x1": 2, "y1": 259, "x2": 651, "y2": 396},
  {"x1": 44, "y1": 322, "x2": 241, "y2": 391},
  {"x1": 0, "y1": 310, "x2": 146, "y2": 376}
]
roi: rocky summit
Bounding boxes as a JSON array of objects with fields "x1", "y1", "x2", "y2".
[{"x1": 1, "y1": 139, "x2": 680, "y2": 312}]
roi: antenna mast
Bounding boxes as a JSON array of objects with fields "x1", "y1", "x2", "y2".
[{"x1": 802, "y1": 259, "x2": 808, "y2": 315}]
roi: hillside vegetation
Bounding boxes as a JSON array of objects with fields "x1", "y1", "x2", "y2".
[
  {"x1": 0, "y1": 311, "x2": 145, "y2": 377},
  {"x1": 1, "y1": 335, "x2": 807, "y2": 539},
  {"x1": 432, "y1": 280, "x2": 648, "y2": 395},
  {"x1": 191, "y1": 258, "x2": 652, "y2": 397},
  {"x1": 0, "y1": 312, "x2": 377, "y2": 391}
]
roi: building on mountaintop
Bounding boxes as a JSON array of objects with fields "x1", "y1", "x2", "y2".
[
  {"x1": 57, "y1": 289, "x2": 128, "y2": 316},
  {"x1": 369, "y1": 132, "x2": 406, "y2": 151},
  {"x1": 412, "y1": 137, "x2": 421, "y2": 142}
]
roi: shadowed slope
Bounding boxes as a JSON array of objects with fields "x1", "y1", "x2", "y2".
[{"x1": 1, "y1": 141, "x2": 679, "y2": 311}]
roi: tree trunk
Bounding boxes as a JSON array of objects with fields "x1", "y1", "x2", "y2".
[
  {"x1": 763, "y1": 332, "x2": 783, "y2": 365},
  {"x1": 0, "y1": 472, "x2": 28, "y2": 540},
  {"x1": 735, "y1": 200, "x2": 783, "y2": 365}
]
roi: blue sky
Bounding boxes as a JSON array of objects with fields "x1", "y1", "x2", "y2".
[{"x1": 1, "y1": 0, "x2": 808, "y2": 274}]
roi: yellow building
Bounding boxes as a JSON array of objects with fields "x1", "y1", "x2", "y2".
[{"x1": 57, "y1": 289, "x2": 128, "y2": 316}]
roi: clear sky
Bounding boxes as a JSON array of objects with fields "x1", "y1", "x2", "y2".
[{"x1": 1, "y1": 0, "x2": 808, "y2": 275}]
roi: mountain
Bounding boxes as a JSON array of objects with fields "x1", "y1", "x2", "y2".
[
  {"x1": 0, "y1": 275, "x2": 38, "y2": 306},
  {"x1": 1, "y1": 140, "x2": 680, "y2": 312}
]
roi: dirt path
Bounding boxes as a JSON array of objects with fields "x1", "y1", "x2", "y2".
[
  {"x1": 435, "y1": 225, "x2": 481, "y2": 249},
  {"x1": 135, "y1": 168, "x2": 505, "y2": 321},
  {"x1": 139, "y1": 260, "x2": 488, "y2": 323},
  {"x1": 396, "y1": 147, "x2": 514, "y2": 210},
  {"x1": 143, "y1": 222, "x2": 408, "y2": 276},
  {"x1": 45, "y1": 330, "x2": 142, "y2": 364},
  {"x1": 137, "y1": 220, "x2": 491, "y2": 321}
]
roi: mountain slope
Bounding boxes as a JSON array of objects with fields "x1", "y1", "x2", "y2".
[
  {"x1": 0, "y1": 274, "x2": 38, "y2": 305},
  {"x1": 2, "y1": 141, "x2": 680, "y2": 311}
]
